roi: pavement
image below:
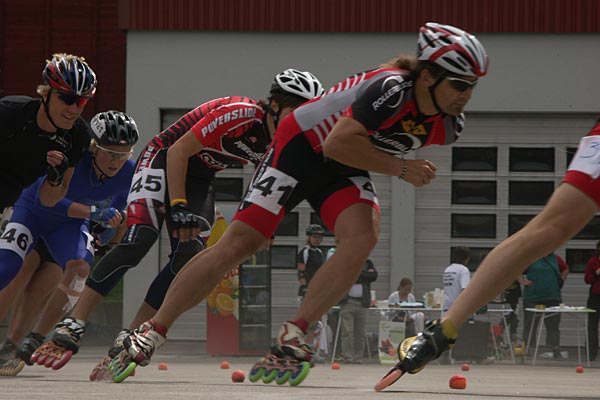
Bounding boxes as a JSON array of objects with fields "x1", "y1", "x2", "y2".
[{"x1": 2, "y1": 343, "x2": 599, "y2": 400}]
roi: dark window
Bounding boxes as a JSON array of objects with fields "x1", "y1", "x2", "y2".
[
  {"x1": 509, "y1": 147, "x2": 554, "y2": 172},
  {"x1": 566, "y1": 146, "x2": 578, "y2": 169},
  {"x1": 310, "y1": 213, "x2": 334, "y2": 237},
  {"x1": 215, "y1": 178, "x2": 244, "y2": 201},
  {"x1": 573, "y1": 216, "x2": 600, "y2": 240},
  {"x1": 566, "y1": 249, "x2": 596, "y2": 274},
  {"x1": 508, "y1": 214, "x2": 535, "y2": 236},
  {"x1": 274, "y1": 212, "x2": 299, "y2": 236},
  {"x1": 509, "y1": 181, "x2": 554, "y2": 206},
  {"x1": 451, "y1": 214, "x2": 496, "y2": 238},
  {"x1": 451, "y1": 180, "x2": 496, "y2": 205},
  {"x1": 451, "y1": 246, "x2": 493, "y2": 272},
  {"x1": 270, "y1": 245, "x2": 297, "y2": 269},
  {"x1": 452, "y1": 147, "x2": 497, "y2": 171}
]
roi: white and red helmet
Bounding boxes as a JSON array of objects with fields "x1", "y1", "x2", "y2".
[{"x1": 417, "y1": 22, "x2": 489, "y2": 77}]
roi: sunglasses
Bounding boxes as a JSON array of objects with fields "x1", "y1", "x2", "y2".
[
  {"x1": 51, "y1": 89, "x2": 92, "y2": 107},
  {"x1": 95, "y1": 143, "x2": 133, "y2": 161},
  {"x1": 445, "y1": 76, "x2": 478, "y2": 92}
]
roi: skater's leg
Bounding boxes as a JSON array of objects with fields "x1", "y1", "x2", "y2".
[
  {"x1": 296, "y1": 204, "x2": 378, "y2": 326},
  {"x1": 0, "y1": 251, "x2": 40, "y2": 321}
]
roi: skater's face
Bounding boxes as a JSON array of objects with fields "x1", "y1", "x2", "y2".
[
  {"x1": 308, "y1": 234, "x2": 323, "y2": 247},
  {"x1": 92, "y1": 142, "x2": 133, "y2": 177}
]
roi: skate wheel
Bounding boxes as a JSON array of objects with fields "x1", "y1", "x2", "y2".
[
  {"x1": 51, "y1": 350, "x2": 73, "y2": 370},
  {"x1": 112, "y1": 362, "x2": 137, "y2": 383},
  {"x1": 248, "y1": 366, "x2": 264, "y2": 383},
  {"x1": 275, "y1": 369, "x2": 291, "y2": 385},
  {"x1": 374, "y1": 369, "x2": 405, "y2": 392},
  {"x1": 29, "y1": 351, "x2": 40, "y2": 364},
  {"x1": 36, "y1": 354, "x2": 49, "y2": 365},
  {"x1": 288, "y1": 361, "x2": 310, "y2": 386},
  {"x1": 261, "y1": 368, "x2": 278, "y2": 384}
]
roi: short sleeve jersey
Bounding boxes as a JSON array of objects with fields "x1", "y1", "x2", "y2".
[
  {"x1": 290, "y1": 68, "x2": 463, "y2": 155},
  {"x1": 149, "y1": 97, "x2": 270, "y2": 172},
  {"x1": 564, "y1": 119, "x2": 600, "y2": 206},
  {"x1": 0, "y1": 96, "x2": 91, "y2": 208},
  {"x1": 298, "y1": 246, "x2": 324, "y2": 285},
  {"x1": 442, "y1": 263, "x2": 471, "y2": 311}
]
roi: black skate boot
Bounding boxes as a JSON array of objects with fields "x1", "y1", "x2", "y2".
[
  {"x1": 0, "y1": 339, "x2": 25, "y2": 376},
  {"x1": 374, "y1": 319, "x2": 458, "y2": 391},
  {"x1": 31, "y1": 317, "x2": 85, "y2": 369},
  {"x1": 16, "y1": 332, "x2": 45, "y2": 365}
]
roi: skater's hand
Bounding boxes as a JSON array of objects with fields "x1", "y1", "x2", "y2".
[
  {"x1": 399, "y1": 159, "x2": 437, "y2": 188},
  {"x1": 170, "y1": 203, "x2": 201, "y2": 242}
]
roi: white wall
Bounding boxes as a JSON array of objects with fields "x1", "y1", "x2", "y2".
[{"x1": 124, "y1": 31, "x2": 600, "y2": 327}]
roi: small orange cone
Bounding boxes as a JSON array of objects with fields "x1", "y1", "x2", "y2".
[
  {"x1": 231, "y1": 369, "x2": 245, "y2": 382},
  {"x1": 331, "y1": 362, "x2": 341, "y2": 370},
  {"x1": 158, "y1": 362, "x2": 168, "y2": 370},
  {"x1": 220, "y1": 361, "x2": 230, "y2": 369},
  {"x1": 449, "y1": 374, "x2": 467, "y2": 389}
]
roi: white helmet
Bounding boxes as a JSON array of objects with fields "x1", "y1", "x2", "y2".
[
  {"x1": 417, "y1": 22, "x2": 489, "y2": 77},
  {"x1": 272, "y1": 69, "x2": 324, "y2": 100}
]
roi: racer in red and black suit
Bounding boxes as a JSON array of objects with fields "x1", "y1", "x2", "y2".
[
  {"x1": 41, "y1": 69, "x2": 324, "y2": 375},
  {"x1": 117, "y1": 22, "x2": 490, "y2": 378}
]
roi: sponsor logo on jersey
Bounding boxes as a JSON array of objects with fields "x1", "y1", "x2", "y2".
[
  {"x1": 372, "y1": 77, "x2": 411, "y2": 111},
  {"x1": 199, "y1": 152, "x2": 236, "y2": 170},
  {"x1": 234, "y1": 141, "x2": 264, "y2": 162},
  {"x1": 370, "y1": 131, "x2": 423, "y2": 154},
  {"x1": 200, "y1": 108, "x2": 257, "y2": 137}
]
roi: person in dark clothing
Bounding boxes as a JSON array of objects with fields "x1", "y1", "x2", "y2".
[
  {"x1": 297, "y1": 224, "x2": 324, "y2": 300},
  {"x1": 584, "y1": 240, "x2": 600, "y2": 361}
]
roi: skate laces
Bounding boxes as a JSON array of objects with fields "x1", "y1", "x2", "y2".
[
  {"x1": 55, "y1": 317, "x2": 85, "y2": 342},
  {"x1": 132, "y1": 320, "x2": 167, "y2": 357}
]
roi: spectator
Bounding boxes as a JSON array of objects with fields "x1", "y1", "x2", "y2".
[
  {"x1": 339, "y1": 259, "x2": 377, "y2": 363},
  {"x1": 520, "y1": 252, "x2": 565, "y2": 359},
  {"x1": 584, "y1": 240, "x2": 600, "y2": 361},
  {"x1": 297, "y1": 224, "x2": 324, "y2": 300},
  {"x1": 388, "y1": 277, "x2": 419, "y2": 336},
  {"x1": 443, "y1": 247, "x2": 471, "y2": 315}
]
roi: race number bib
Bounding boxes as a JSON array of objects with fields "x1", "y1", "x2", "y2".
[
  {"x1": 127, "y1": 168, "x2": 166, "y2": 204},
  {"x1": 349, "y1": 176, "x2": 379, "y2": 206},
  {"x1": 245, "y1": 167, "x2": 298, "y2": 215},
  {"x1": 0, "y1": 222, "x2": 33, "y2": 260},
  {"x1": 568, "y1": 136, "x2": 600, "y2": 179}
]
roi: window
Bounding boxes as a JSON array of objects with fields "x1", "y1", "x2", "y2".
[
  {"x1": 566, "y1": 249, "x2": 595, "y2": 274},
  {"x1": 451, "y1": 180, "x2": 496, "y2": 205},
  {"x1": 451, "y1": 246, "x2": 493, "y2": 272},
  {"x1": 274, "y1": 212, "x2": 299, "y2": 236},
  {"x1": 310, "y1": 213, "x2": 334, "y2": 237},
  {"x1": 509, "y1": 147, "x2": 554, "y2": 172},
  {"x1": 508, "y1": 214, "x2": 535, "y2": 236},
  {"x1": 451, "y1": 214, "x2": 496, "y2": 238},
  {"x1": 573, "y1": 216, "x2": 600, "y2": 240},
  {"x1": 270, "y1": 245, "x2": 297, "y2": 269},
  {"x1": 215, "y1": 178, "x2": 244, "y2": 201},
  {"x1": 452, "y1": 147, "x2": 497, "y2": 171},
  {"x1": 566, "y1": 146, "x2": 578, "y2": 169},
  {"x1": 509, "y1": 181, "x2": 554, "y2": 206}
]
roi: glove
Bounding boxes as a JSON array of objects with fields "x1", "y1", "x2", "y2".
[
  {"x1": 170, "y1": 203, "x2": 201, "y2": 230},
  {"x1": 95, "y1": 226, "x2": 117, "y2": 246},
  {"x1": 298, "y1": 285, "x2": 307, "y2": 297},
  {"x1": 90, "y1": 205, "x2": 120, "y2": 223},
  {"x1": 46, "y1": 154, "x2": 69, "y2": 186}
]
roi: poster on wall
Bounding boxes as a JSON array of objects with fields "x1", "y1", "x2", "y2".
[{"x1": 378, "y1": 321, "x2": 405, "y2": 365}]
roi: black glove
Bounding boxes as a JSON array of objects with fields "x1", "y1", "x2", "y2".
[
  {"x1": 170, "y1": 203, "x2": 201, "y2": 230},
  {"x1": 47, "y1": 154, "x2": 69, "y2": 186},
  {"x1": 298, "y1": 285, "x2": 307, "y2": 297}
]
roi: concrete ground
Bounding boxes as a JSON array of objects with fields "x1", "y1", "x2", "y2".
[{"x1": 2, "y1": 343, "x2": 599, "y2": 400}]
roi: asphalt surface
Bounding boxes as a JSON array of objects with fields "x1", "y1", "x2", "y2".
[{"x1": 2, "y1": 344, "x2": 599, "y2": 400}]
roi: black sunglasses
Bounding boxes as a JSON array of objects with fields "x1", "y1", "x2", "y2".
[
  {"x1": 51, "y1": 89, "x2": 91, "y2": 107},
  {"x1": 445, "y1": 76, "x2": 478, "y2": 92}
]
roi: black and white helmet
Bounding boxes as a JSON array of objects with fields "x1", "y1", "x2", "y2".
[
  {"x1": 306, "y1": 224, "x2": 324, "y2": 235},
  {"x1": 272, "y1": 69, "x2": 324, "y2": 100},
  {"x1": 90, "y1": 111, "x2": 139, "y2": 146},
  {"x1": 417, "y1": 22, "x2": 489, "y2": 77}
]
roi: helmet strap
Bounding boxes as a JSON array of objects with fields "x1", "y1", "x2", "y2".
[
  {"x1": 91, "y1": 152, "x2": 110, "y2": 183},
  {"x1": 263, "y1": 101, "x2": 282, "y2": 128},
  {"x1": 427, "y1": 76, "x2": 446, "y2": 114},
  {"x1": 42, "y1": 91, "x2": 63, "y2": 131}
]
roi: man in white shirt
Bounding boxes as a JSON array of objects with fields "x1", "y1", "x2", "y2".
[{"x1": 443, "y1": 247, "x2": 471, "y2": 315}]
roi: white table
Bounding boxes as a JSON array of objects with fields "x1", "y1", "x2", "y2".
[
  {"x1": 330, "y1": 306, "x2": 442, "y2": 363},
  {"x1": 524, "y1": 307, "x2": 595, "y2": 366}
]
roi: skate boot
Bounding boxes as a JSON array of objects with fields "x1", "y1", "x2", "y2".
[
  {"x1": 16, "y1": 332, "x2": 45, "y2": 365},
  {"x1": 248, "y1": 321, "x2": 312, "y2": 386},
  {"x1": 89, "y1": 329, "x2": 131, "y2": 381},
  {"x1": 374, "y1": 319, "x2": 458, "y2": 392},
  {"x1": 0, "y1": 340, "x2": 25, "y2": 376},
  {"x1": 31, "y1": 317, "x2": 85, "y2": 370},
  {"x1": 109, "y1": 320, "x2": 167, "y2": 383}
]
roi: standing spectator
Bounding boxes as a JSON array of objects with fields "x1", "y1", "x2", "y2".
[
  {"x1": 584, "y1": 240, "x2": 600, "y2": 361},
  {"x1": 520, "y1": 252, "x2": 564, "y2": 359},
  {"x1": 297, "y1": 224, "x2": 324, "y2": 300},
  {"x1": 556, "y1": 254, "x2": 570, "y2": 287},
  {"x1": 339, "y1": 259, "x2": 377, "y2": 363},
  {"x1": 503, "y1": 280, "x2": 522, "y2": 342},
  {"x1": 442, "y1": 247, "x2": 471, "y2": 315}
]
